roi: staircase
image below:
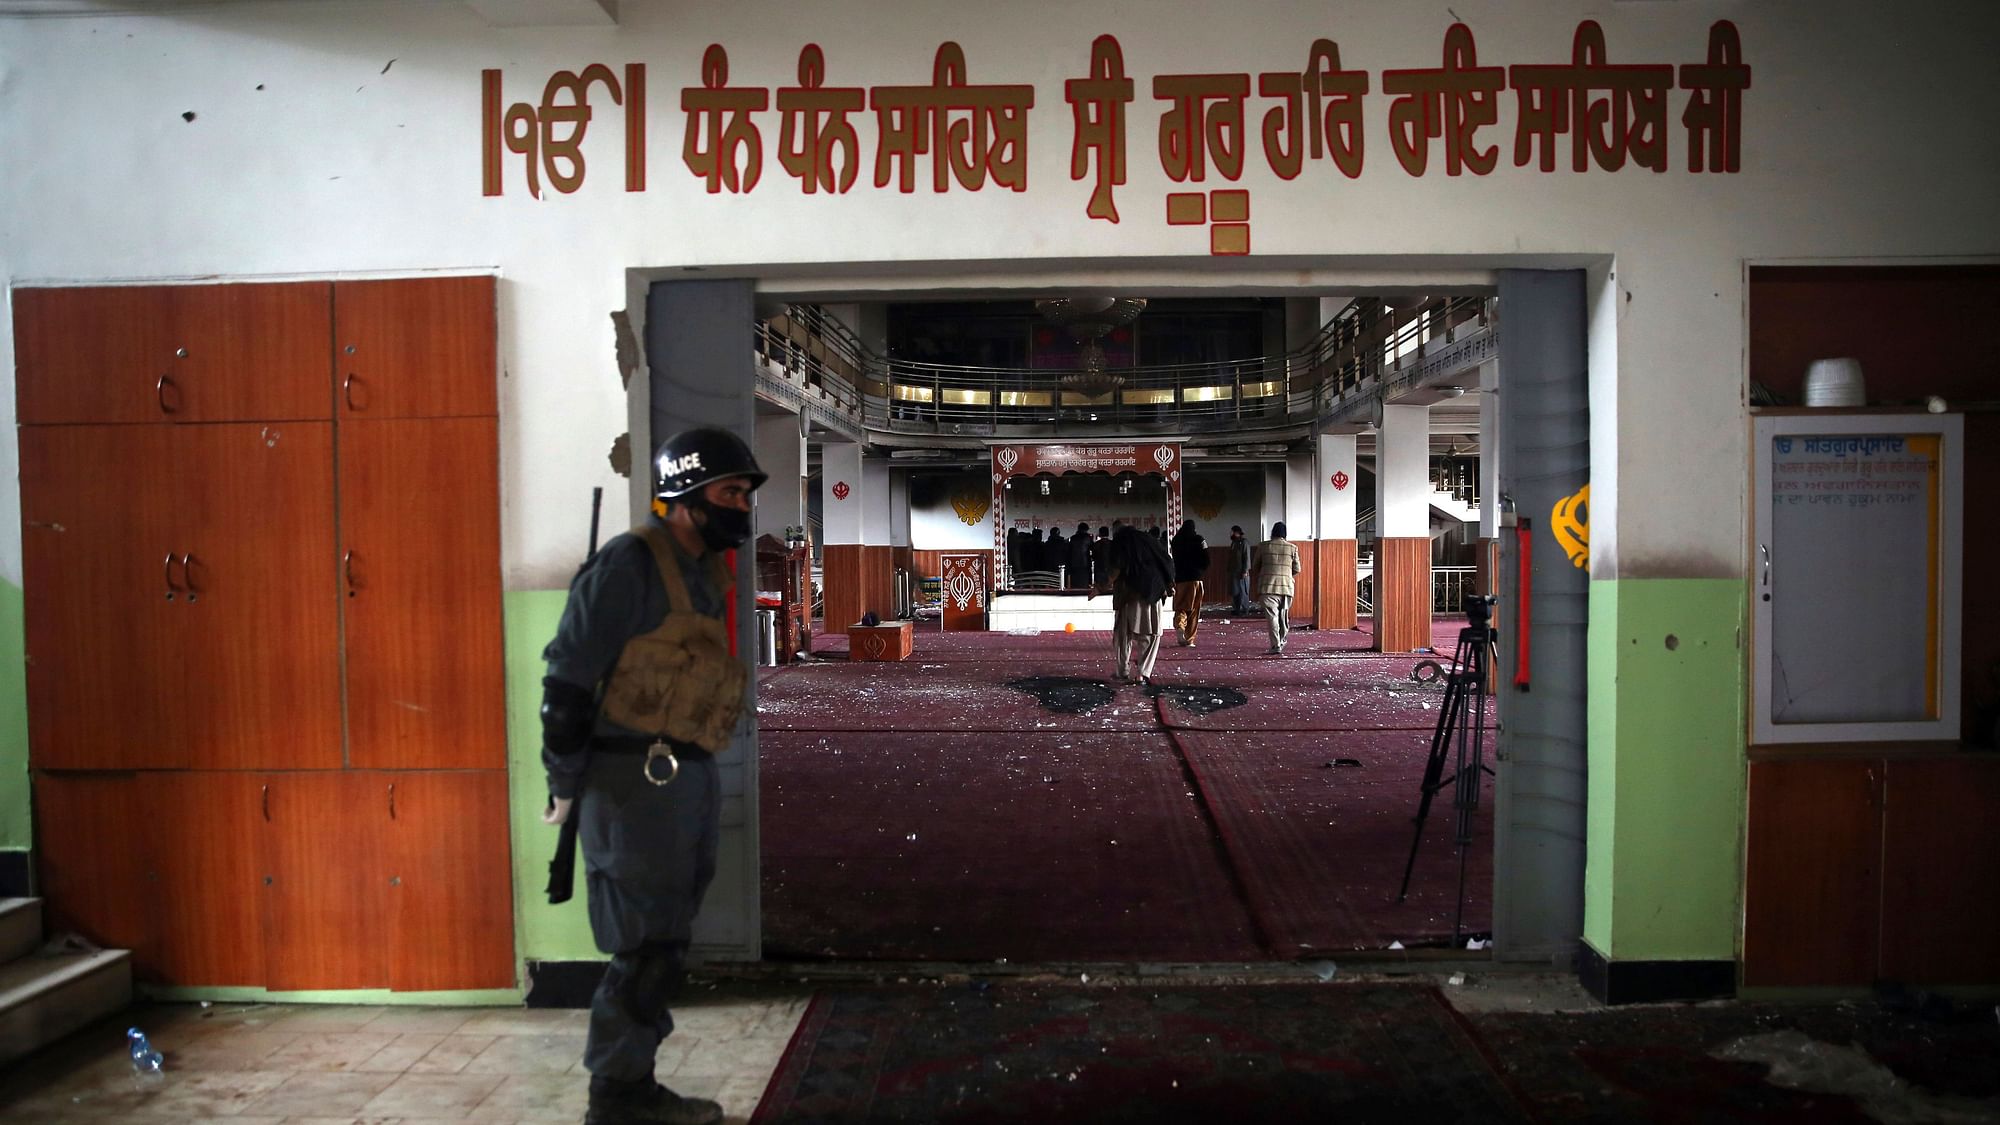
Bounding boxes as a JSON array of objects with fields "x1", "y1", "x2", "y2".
[{"x1": 0, "y1": 898, "x2": 132, "y2": 1065}]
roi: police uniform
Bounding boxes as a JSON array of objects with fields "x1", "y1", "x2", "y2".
[{"x1": 540, "y1": 428, "x2": 762, "y2": 1125}]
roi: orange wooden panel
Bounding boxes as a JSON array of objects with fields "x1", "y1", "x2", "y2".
[
  {"x1": 386, "y1": 771, "x2": 517, "y2": 991},
  {"x1": 1290, "y1": 538, "x2": 1316, "y2": 622},
  {"x1": 861, "y1": 546, "x2": 896, "y2": 619},
  {"x1": 19, "y1": 425, "x2": 189, "y2": 769},
  {"x1": 1314, "y1": 539, "x2": 1358, "y2": 630},
  {"x1": 334, "y1": 277, "x2": 498, "y2": 419},
  {"x1": 1742, "y1": 759, "x2": 1882, "y2": 987},
  {"x1": 175, "y1": 423, "x2": 343, "y2": 770},
  {"x1": 166, "y1": 283, "x2": 333, "y2": 422},
  {"x1": 32, "y1": 772, "x2": 161, "y2": 975},
  {"x1": 13, "y1": 287, "x2": 179, "y2": 425},
  {"x1": 150, "y1": 772, "x2": 266, "y2": 986},
  {"x1": 822, "y1": 545, "x2": 863, "y2": 630},
  {"x1": 262, "y1": 771, "x2": 389, "y2": 990},
  {"x1": 1879, "y1": 756, "x2": 2000, "y2": 985},
  {"x1": 938, "y1": 553, "x2": 988, "y2": 632},
  {"x1": 340, "y1": 418, "x2": 506, "y2": 769},
  {"x1": 1375, "y1": 538, "x2": 1433, "y2": 653}
]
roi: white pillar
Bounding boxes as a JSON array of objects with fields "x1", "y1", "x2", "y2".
[
  {"x1": 862, "y1": 455, "x2": 892, "y2": 544},
  {"x1": 1260, "y1": 463, "x2": 1285, "y2": 537},
  {"x1": 754, "y1": 411, "x2": 805, "y2": 541},
  {"x1": 1318, "y1": 432, "x2": 1358, "y2": 539},
  {"x1": 1478, "y1": 359, "x2": 1500, "y2": 540},
  {"x1": 822, "y1": 441, "x2": 864, "y2": 545},
  {"x1": 1283, "y1": 451, "x2": 1315, "y2": 538},
  {"x1": 888, "y1": 468, "x2": 911, "y2": 548},
  {"x1": 1380, "y1": 403, "x2": 1431, "y2": 538}
]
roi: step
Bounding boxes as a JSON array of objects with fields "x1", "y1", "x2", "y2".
[
  {"x1": 0, "y1": 899, "x2": 40, "y2": 964},
  {"x1": 0, "y1": 949, "x2": 133, "y2": 1067}
]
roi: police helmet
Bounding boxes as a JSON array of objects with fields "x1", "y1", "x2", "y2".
[{"x1": 652, "y1": 427, "x2": 768, "y2": 499}]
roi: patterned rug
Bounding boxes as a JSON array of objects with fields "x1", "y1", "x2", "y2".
[{"x1": 750, "y1": 983, "x2": 1522, "y2": 1124}]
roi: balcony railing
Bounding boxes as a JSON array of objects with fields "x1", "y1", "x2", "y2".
[{"x1": 755, "y1": 295, "x2": 1495, "y2": 438}]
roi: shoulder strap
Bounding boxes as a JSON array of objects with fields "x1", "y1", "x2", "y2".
[{"x1": 633, "y1": 524, "x2": 698, "y2": 614}]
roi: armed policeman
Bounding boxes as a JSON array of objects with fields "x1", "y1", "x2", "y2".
[{"x1": 540, "y1": 427, "x2": 766, "y2": 1125}]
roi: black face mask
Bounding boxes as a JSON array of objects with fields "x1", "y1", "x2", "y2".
[{"x1": 692, "y1": 499, "x2": 753, "y2": 551}]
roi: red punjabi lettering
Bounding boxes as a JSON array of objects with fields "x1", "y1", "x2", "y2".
[
  {"x1": 1381, "y1": 23, "x2": 1504, "y2": 176},
  {"x1": 1509, "y1": 21, "x2": 1671, "y2": 173},
  {"x1": 870, "y1": 43, "x2": 1034, "y2": 193},
  {"x1": 681, "y1": 44, "x2": 767, "y2": 194},
  {"x1": 1065, "y1": 34, "x2": 1134, "y2": 221},
  {"x1": 481, "y1": 64, "x2": 644, "y2": 198},
  {"x1": 1258, "y1": 38, "x2": 1369, "y2": 180},
  {"x1": 1680, "y1": 20, "x2": 1751, "y2": 173},
  {"x1": 777, "y1": 45, "x2": 864, "y2": 194},
  {"x1": 1154, "y1": 71, "x2": 1250, "y2": 182}
]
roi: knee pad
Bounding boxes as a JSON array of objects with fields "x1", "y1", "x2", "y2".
[{"x1": 610, "y1": 943, "x2": 687, "y2": 1025}]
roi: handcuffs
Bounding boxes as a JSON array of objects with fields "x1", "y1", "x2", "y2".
[{"x1": 642, "y1": 739, "x2": 680, "y2": 786}]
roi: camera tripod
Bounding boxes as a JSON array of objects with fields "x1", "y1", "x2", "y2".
[{"x1": 1396, "y1": 603, "x2": 1497, "y2": 946}]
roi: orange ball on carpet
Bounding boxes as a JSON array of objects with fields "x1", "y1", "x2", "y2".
[{"x1": 1064, "y1": 622, "x2": 1076, "y2": 633}]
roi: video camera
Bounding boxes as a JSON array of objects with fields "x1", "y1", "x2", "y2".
[{"x1": 1464, "y1": 593, "x2": 1498, "y2": 628}]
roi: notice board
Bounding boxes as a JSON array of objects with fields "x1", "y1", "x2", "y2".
[{"x1": 1753, "y1": 413, "x2": 1962, "y2": 744}]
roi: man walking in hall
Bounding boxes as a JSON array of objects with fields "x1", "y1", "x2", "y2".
[
  {"x1": 1228, "y1": 525, "x2": 1253, "y2": 615},
  {"x1": 1170, "y1": 518, "x2": 1208, "y2": 646},
  {"x1": 1097, "y1": 522, "x2": 1173, "y2": 685},
  {"x1": 1255, "y1": 521, "x2": 1301, "y2": 654},
  {"x1": 540, "y1": 426, "x2": 765, "y2": 1125}
]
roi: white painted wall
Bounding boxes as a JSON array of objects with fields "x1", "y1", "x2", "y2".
[
  {"x1": 1318, "y1": 433, "x2": 1358, "y2": 540},
  {"x1": 1380, "y1": 404, "x2": 1432, "y2": 538},
  {"x1": 1, "y1": 0, "x2": 1997, "y2": 589},
  {"x1": 753, "y1": 412, "x2": 804, "y2": 540},
  {"x1": 1283, "y1": 452, "x2": 1315, "y2": 539},
  {"x1": 820, "y1": 442, "x2": 863, "y2": 545},
  {"x1": 861, "y1": 455, "x2": 892, "y2": 544}
]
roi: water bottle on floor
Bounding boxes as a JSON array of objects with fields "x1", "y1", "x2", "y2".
[{"x1": 127, "y1": 1027, "x2": 163, "y2": 1073}]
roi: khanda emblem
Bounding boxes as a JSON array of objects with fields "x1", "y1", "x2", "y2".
[
  {"x1": 950, "y1": 490, "x2": 991, "y2": 526},
  {"x1": 1551, "y1": 484, "x2": 1589, "y2": 569}
]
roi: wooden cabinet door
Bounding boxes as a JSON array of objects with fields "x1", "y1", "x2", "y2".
[
  {"x1": 174, "y1": 423, "x2": 343, "y2": 770},
  {"x1": 261, "y1": 771, "x2": 389, "y2": 990},
  {"x1": 1880, "y1": 756, "x2": 2000, "y2": 984},
  {"x1": 1742, "y1": 758, "x2": 1883, "y2": 987},
  {"x1": 150, "y1": 772, "x2": 266, "y2": 986},
  {"x1": 340, "y1": 418, "x2": 505, "y2": 769},
  {"x1": 333, "y1": 277, "x2": 497, "y2": 419},
  {"x1": 32, "y1": 772, "x2": 160, "y2": 975},
  {"x1": 19, "y1": 425, "x2": 190, "y2": 769},
  {"x1": 14, "y1": 287, "x2": 178, "y2": 425},
  {"x1": 13, "y1": 284, "x2": 331, "y2": 424},
  {"x1": 386, "y1": 771, "x2": 516, "y2": 990}
]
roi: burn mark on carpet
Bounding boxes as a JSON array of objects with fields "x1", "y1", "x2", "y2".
[
  {"x1": 1006, "y1": 676, "x2": 1116, "y2": 714},
  {"x1": 1147, "y1": 683, "x2": 1248, "y2": 715}
]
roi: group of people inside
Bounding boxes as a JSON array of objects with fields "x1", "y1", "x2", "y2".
[{"x1": 1091, "y1": 518, "x2": 1302, "y2": 684}]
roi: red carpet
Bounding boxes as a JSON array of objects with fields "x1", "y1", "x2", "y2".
[
  {"x1": 1168, "y1": 729, "x2": 1495, "y2": 952},
  {"x1": 761, "y1": 731, "x2": 1262, "y2": 961},
  {"x1": 758, "y1": 614, "x2": 1494, "y2": 962},
  {"x1": 750, "y1": 982, "x2": 1522, "y2": 1124}
]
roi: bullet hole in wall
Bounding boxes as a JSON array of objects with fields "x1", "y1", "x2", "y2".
[{"x1": 181, "y1": 111, "x2": 196, "y2": 122}]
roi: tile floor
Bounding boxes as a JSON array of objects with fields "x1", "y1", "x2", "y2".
[{"x1": 0, "y1": 984, "x2": 811, "y2": 1123}]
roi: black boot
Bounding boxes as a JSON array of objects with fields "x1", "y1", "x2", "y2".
[{"x1": 585, "y1": 1075, "x2": 724, "y2": 1125}]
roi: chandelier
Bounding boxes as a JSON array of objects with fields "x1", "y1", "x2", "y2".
[{"x1": 1035, "y1": 297, "x2": 1146, "y2": 399}]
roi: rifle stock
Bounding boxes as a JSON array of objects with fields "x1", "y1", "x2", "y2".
[{"x1": 546, "y1": 486, "x2": 606, "y2": 905}]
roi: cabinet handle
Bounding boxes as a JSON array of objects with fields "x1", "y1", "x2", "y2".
[
  {"x1": 388, "y1": 782, "x2": 396, "y2": 819},
  {"x1": 155, "y1": 373, "x2": 178, "y2": 414},
  {"x1": 164, "y1": 553, "x2": 183, "y2": 599},
  {"x1": 343, "y1": 373, "x2": 360, "y2": 412},
  {"x1": 180, "y1": 553, "x2": 199, "y2": 599},
  {"x1": 343, "y1": 550, "x2": 357, "y2": 596},
  {"x1": 261, "y1": 784, "x2": 270, "y2": 821}
]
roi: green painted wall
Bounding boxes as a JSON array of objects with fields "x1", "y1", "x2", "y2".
[
  {"x1": 507, "y1": 589, "x2": 601, "y2": 963},
  {"x1": 1584, "y1": 577, "x2": 1747, "y2": 962},
  {"x1": 1, "y1": 579, "x2": 29, "y2": 853}
]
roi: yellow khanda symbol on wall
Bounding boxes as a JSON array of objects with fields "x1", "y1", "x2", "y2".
[
  {"x1": 951, "y1": 489, "x2": 991, "y2": 527},
  {"x1": 1187, "y1": 479, "x2": 1226, "y2": 521},
  {"x1": 1551, "y1": 483, "x2": 1589, "y2": 569}
]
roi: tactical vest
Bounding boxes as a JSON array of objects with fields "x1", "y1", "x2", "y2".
[{"x1": 598, "y1": 525, "x2": 746, "y2": 753}]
